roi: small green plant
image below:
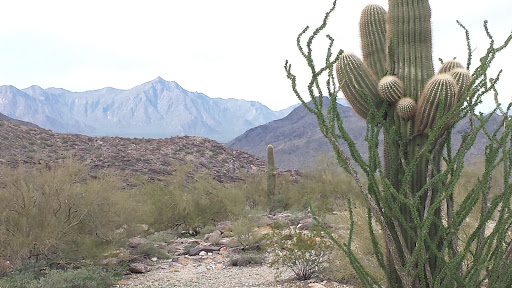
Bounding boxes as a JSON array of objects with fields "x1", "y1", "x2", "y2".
[
  {"x1": 269, "y1": 229, "x2": 330, "y2": 281},
  {"x1": 270, "y1": 219, "x2": 290, "y2": 231},
  {"x1": 231, "y1": 217, "x2": 262, "y2": 249},
  {"x1": 0, "y1": 266, "x2": 113, "y2": 288}
]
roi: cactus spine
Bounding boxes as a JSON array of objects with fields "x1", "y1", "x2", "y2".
[
  {"x1": 334, "y1": 1, "x2": 471, "y2": 286},
  {"x1": 266, "y1": 145, "x2": 276, "y2": 200}
]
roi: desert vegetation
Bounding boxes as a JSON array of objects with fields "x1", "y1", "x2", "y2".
[
  {"x1": 0, "y1": 151, "x2": 504, "y2": 287},
  {"x1": 284, "y1": 0, "x2": 512, "y2": 286}
]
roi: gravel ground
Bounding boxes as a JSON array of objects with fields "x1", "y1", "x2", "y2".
[{"x1": 113, "y1": 256, "x2": 353, "y2": 288}]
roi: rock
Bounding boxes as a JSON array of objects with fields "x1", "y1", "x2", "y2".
[
  {"x1": 137, "y1": 224, "x2": 150, "y2": 231},
  {"x1": 216, "y1": 221, "x2": 233, "y2": 233},
  {"x1": 114, "y1": 225, "x2": 128, "y2": 235},
  {"x1": 151, "y1": 257, "x2": 158, "y2": 262},
  {"x1": 188, "y1": 245, "x2": 222, "y2": 256},
  {"x1": 101, "y1": 258, "x2": 122, "y2": 266},
  {"x1": 204, "y1": 230, "x2": 222, "y2": 244},
  {"x1": 175, "y1": 256, "x2": 196, "y2": 266},
  {"x1": 0, "y1": 258, "x2": 12, "y2": 276},
  {"x1": 297, "y1": 218, "x2": 313, "y2": 231},
  {"x1": 217, "y1": 238, "x2": 231, "y2": 246},
  {"x1": 129, "y1": 263, "x2": 151, "y2": 274},
  {"x1": 199, "y1": 251, "x2": 207, "y2": 256},
  {"x1": 256, "y1": 225, "x2": 272, "y2": 234},
  {"x1": 128, "y1": 237, "x2": 148, "y2": 249}
]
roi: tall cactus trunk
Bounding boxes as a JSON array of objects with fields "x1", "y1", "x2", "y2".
[{"x1": 266, "y1": 145, "x2": 276, "y2": 203}]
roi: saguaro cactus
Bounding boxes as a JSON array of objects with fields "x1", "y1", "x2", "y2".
[
  {"x1": 334, "y1": 1, "x2": 473, "y2": 285},
  {"x1": 285, "y1": 0, "x2": 512, "y2": 286},
  {"x1": 329, "y1": 0, "x2": 495, "y2": 284},
  {"x1": 266, "y1": 144, "x2": 276, "y2": 200}
]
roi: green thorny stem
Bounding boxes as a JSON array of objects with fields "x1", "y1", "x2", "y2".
[{"x1": 285, "y1": 0, "x2": 512, "y2": 287}]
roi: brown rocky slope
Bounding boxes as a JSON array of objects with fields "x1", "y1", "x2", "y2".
[{"x1": 0, "y1": 120, "x2": 265, "y2": 183}]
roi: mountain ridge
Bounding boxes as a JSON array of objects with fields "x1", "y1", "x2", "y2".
[
  {"x1": 0, "y1": 119, "x2": 264, "y2": 183},
  {"x1": 0, "y1": 77, "x2": 293, "y2": 142},
  {"x1": 229, "y1": 98, "x2": 503, "y2": 170}
]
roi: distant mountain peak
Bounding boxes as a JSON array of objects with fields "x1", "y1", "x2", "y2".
[
  {"x1": 23, "y1": 85, "x2": 45, "y2": 93},
  {"x1": 152, "y1": 76, "x2": 166, "y2": 83},
  {"x1": 0, "y1": 79, "x2": 295, "y2": 142},
  {"x1": 141, "y1": 77, "x2": 183, "y2": 91}
]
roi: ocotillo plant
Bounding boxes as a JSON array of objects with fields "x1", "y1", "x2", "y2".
[
  {"x1": 266, "y1": 144, "x2": 276, "y2": 200},
  {"x1": 285, "y1": 0, "x2": 512, "y2": 287}
]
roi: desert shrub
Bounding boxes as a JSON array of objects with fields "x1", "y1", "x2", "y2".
[
  {"x1": 270, "y1": 219, "x2": 290, "y2": 231},
  {"x1": 200, "y1": 225, "x2": 217, "y2": 236},
  {"x1": 144, "y1": 229, "x2": 177, "y2": 244},
  {"x1": 269, "y1": 229, "x2": 330, "y2": 281},
  {"x1": 287, "y1": 154, "x2": 365, "y2": 214},
  {"x1": 138, "y1": 166, "x2": 248, "y2": 232},
  {"x1": 236, "y1": 173, "x2": 268, "y2": 209},
  {"x1": 0, "y1": 160, "x2": 129, "y2": 266},
  {"x1": 0, "y1": 265, "x2": 112, "y2": 288},
  {"x1": 0, "y1": 262, "x2": 40, "y2": 288},
  {"x1": 231, "y1": 217, "x2": 263, "y2": 249},
  {"x1": 322, "y1": 206, "x2": 386, "y2": 285},
  {"x1": 34, "y1": 266, "x2": 112, "y2": 288}
]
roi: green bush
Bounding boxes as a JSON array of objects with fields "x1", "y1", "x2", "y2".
[
  {"x1": 0, "y1": 160, "x2": 130, "y2": 266},
  {"x1": 0, "y1": 266, "x2": 112, "y2": 288},
  {"x1": 137, "y1": 166, "x2": 248, "y2": 232},
  {"x1": 231, "y1": 217, "x2": 262, "y2": 249},
  {"x1": 268, "y1": 229, "x2": 330, "y2": 281}
]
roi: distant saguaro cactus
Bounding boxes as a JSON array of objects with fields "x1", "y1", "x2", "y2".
[
  {"x1": 285, "y1": 0, "x2": 512, "y2": 287},
  {"x1": 266, "y1": 144, "x2": 276, "y2": 200}
]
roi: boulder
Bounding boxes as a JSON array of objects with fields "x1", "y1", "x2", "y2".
[
  {"x1": 128, "y1": 263, "x2": 151, "y2": 274},
  {"x1": 297, "y1": 218, "x2": 313, "y2": 231},
  {"x1": 216, "y1": 221, "x2": 233, "y2": 234},
  {"x1": 128, "y1": 237, "x2": 148, "y2": 249},
  {"x1": 0, "y1": 258, "x2": 12, "y2": 276},
  {"x1": 204, "y1": 230, "x2": 222, "y2": 244},
  {"x1": 188, "y1": 245, "x2": 221, "y2": 256}
]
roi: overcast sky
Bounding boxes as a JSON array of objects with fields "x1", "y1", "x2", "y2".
[{"x1": 0, "y1": 0, "x2": 510, "y2": 111}]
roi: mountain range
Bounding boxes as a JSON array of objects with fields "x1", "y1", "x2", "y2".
[
  {"x1": 0, "y1": 77, "x2": 294, "y2": 142},
  {"x1": 228, "y1": 98, "x2": 366, "y2": 170},
  {"x1": 229, "y1": 97, "x2": 503, "y2": 170}
]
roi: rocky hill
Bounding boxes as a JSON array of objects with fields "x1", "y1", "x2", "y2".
[
  {"x1": 0, "y1": 77, "x2": 293, "y2": 142},
  {"x1": 229, "y1": 98, "x2": 503, "y2": 170},
  {"x1": 0, "y1": 120, "x2": 265, "y2": 183},
  {"x1": 228, "y1": 99, "x2": 366, "y2": 170}
]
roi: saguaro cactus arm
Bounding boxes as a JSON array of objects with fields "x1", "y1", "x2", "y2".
[
  {"x1": 360, "y1": 4, "x2": 388, "y2": 78},
  {"x1": 336, "y1": 52, "x2": 382, "y2": 119},
  {"x1": 387, "y1": 0, "x2": 434, "y2": 102}
]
